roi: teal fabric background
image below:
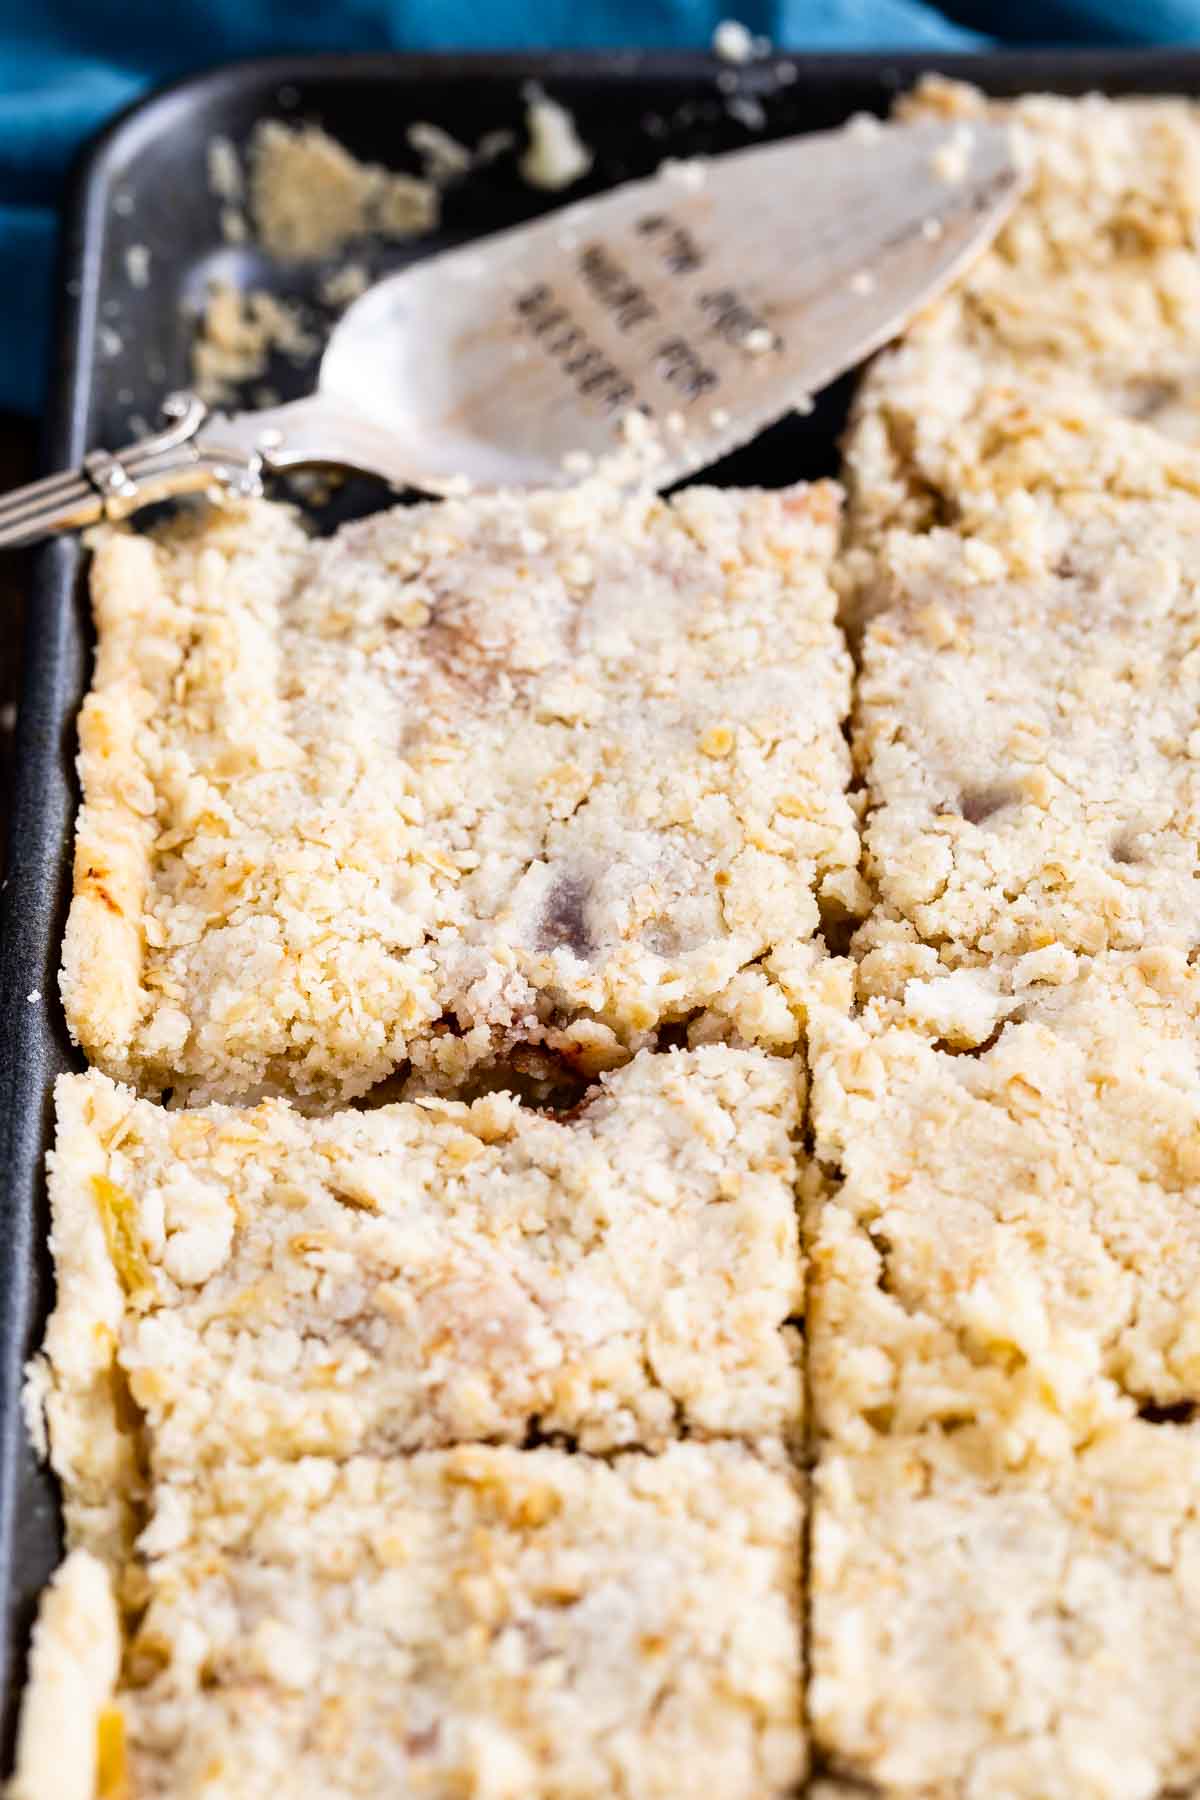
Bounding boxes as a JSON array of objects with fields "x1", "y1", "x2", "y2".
[{"x1": 0, "y1": 0, "x2": 1189, "y2": 412}]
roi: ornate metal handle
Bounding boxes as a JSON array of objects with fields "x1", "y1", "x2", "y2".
[{"x1": 0, "y1": 393, "x2": 266, "y2": 550}]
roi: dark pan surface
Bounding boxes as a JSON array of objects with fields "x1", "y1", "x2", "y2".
[{"x1": 2, "y1": 42, "x2": 1199, "y2": 1769}]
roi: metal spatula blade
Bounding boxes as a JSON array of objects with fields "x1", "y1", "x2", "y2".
[
  {"x1": 0, "y1": 115, "x2": 1021, "y2": 545},
  {"x1": 309, "y1": 114, "x2": 1021, "y2": 490}
]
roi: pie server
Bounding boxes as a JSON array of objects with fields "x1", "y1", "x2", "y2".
[{"x1": 0, "y1": 115, "x2": 1020, "y2": 547}]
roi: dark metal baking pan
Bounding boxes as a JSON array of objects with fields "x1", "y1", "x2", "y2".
[{"x1": 2, "y1": 42, "x2": 1199, "y2": 1773}]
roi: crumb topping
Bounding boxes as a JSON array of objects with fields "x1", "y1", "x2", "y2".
[
  {"x1": 37, "y1": 1050, "x2": 803, "y2": 1486},
  {"x1": 61, "y1": 481, "x2": 854, "y2": 1105}
]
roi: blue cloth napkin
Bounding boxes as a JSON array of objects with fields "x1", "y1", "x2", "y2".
[{"x1": 0, "y1": 0, "x2": 1189, "y2": 415}]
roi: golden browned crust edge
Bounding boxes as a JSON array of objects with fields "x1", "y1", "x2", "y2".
[{"x1": 58, "y1": 533, "x2": 162, "y2": 1085}]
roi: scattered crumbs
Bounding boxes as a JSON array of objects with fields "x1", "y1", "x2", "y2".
[
  {"x1": 283, "y1": 468, "x2": 345, "y2": 506},
  {"x1": 713, "y1": 19, "x2": 755, "y2": 62},
  {"x1": 922, "y1": 215, "x2": 945, "y2": 241},
  {"x1": 318, "y1": 262, "x2": 370, "y2": 310},
  {"x1": 116, "y1": 387, "x2": 134, "y2": 407},
  {"x1": 643, "y1": 112, "x2": 667, "y2": 138},
  {"x1": 189, "y1": 278, "x2": 320, "y2": 407},
  {"x1": 26, "y1": 991, "x2": 39, "y2": 1005},
  {"x1": 930, "y1": 123, "x2": 975, "y2": 185},
  {"x1": 207, "y1": 136, "x2": 244, "y2": 204},
  {"x1": 124, "y1": 244, "x2": 151, "y2": 289},
  {"x1": 519, "y1": 85, "x2": 593, "y2": 191},
  {"x1": 406, "y1": 120, "x2": 517, "y2": 185},
  {"x1": 774, "y1": 60, "x2": 798, "y2": 85},
  {"x1": 717, "y1": 70, "x2": 740, "y2": 95},
  {"x1": 594, "y1": 411, "x2": 666, "y2": 483},
  {"x1": 743, "y1": 327, "x2": 774, "y2": 354},
  {"x1": 98, "y1": 325, "x2": 122, "y2": 359},
  {"x1": 849, "y1": 269, "x2": 876, "y2": 297},
  {"x1": 407, "y1": 121, "x2": 473, "y2": 185},
  {"x1": 477, "y1": 128, "x2": 517, "y2": 164},
  {"x1": 370, "y1": 169, "x2": 441, "y2": 241},
  {"x1": 111, "y1": 191, "x2": 135, "y2": 218},
  {"x1": 664, "y1": 410, "x2": 686, "y2": 433},
  {"x1": 727, "y1": 95, "x2": 767, "y2": 133},
  {"x1": 846, "y1": 112, "x2": 884, "y2": 145},
  {"x1": 794, "y1": 393, "x2": 815, "y2": 416},
  {"x1": 249, "y1": 121, "x2": 438, "y2": 260},
  {"x1": 220, "y1": 206, "x2": 249, "y2": 246},
  {"x1": 710, "y1": 406, "x2": 731, "y2": 429},
  {"x1": 661, "y1": 157, "x2": 707, "y2": 191}
]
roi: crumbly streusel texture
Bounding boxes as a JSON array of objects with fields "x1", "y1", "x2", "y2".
[
  {"x1": 35, "y1": 1048, "x2": 802, "y2": 1556},
  {"x1": 807, "y1": 954, "x2": 1200, "y2": 1466},
  {"x1": 36, "y1": 79, "x2": 1200, "y2": 1800},
  {"x1": 849, "y1": 469, "x2": 1200, "y2": 1002},
  {"x1": 61, "y1": 481, "x2": 856, "y2": 1106},
  {"x1": 844, "y1": 80, "x2": 1200, "y2": 555},
  {"x1": 810, "y1": 1423, "x2": 1200, "y2": 1799},
  {"x1": 805, "y1": 948, "x2": 1200, "y2": 1795},
  {"x1": 802, "y1": 79, "x2": 1200, "y2": 1799},
  {"x1": 11, "y1": 1444, "x2": 805, "y2": 1800},
  {"x1": 841, "y1": 80, "x2": 1200, "y2": 1000}
]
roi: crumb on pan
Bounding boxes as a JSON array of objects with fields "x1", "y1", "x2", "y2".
[
  {"x1": 317, "y1": 261, "x2": 370, "y2": 309},
  {"x1": 519, "y1": 85, "x2": 593, "y2": 191},
  {"x1": 206, "y1": 135, "x2": 243, "y2": 205},
  {"x1": 123, "y1": 244, "x2": 150, "y2": 289},
  {"x1": 406, "y1": 120, "x2": 474, "y2": 184},
  {"x1": 187, "y1": 277, "x2": 319, "y2": 407},
  {"x1": 209, "y1": 120, "x2": 439, "y2": 261}
]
